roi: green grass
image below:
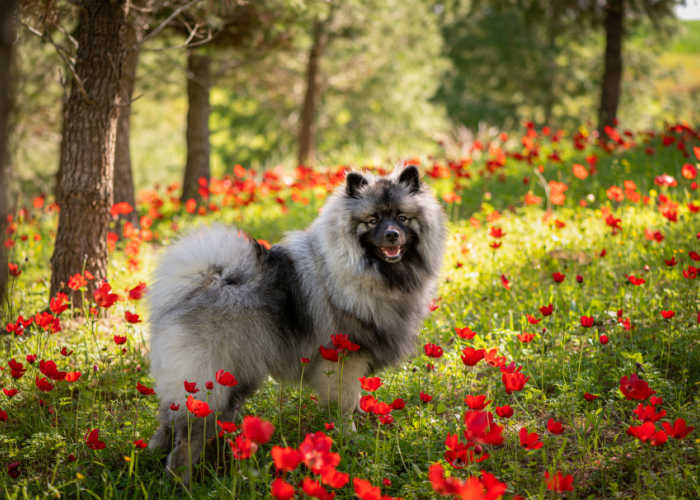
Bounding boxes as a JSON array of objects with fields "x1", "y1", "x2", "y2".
[
  {"x1": 1, "y1": 124, "x2": 699, "y2": 499},
  {"x1": 669, "y1": 20, "x2": 700, "y2": 54}
]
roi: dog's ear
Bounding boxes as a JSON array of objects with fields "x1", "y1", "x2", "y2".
[
  {"x1": 346, "y1": 172, "x2": 368, "y2": 198},
  {"x1": 398, "y1": 165, "x2": 421, "y2": 194}
]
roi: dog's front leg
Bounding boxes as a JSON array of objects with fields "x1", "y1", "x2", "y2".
[{"x1": 307, "y1": 352, "x2": 371, "y2": 416}]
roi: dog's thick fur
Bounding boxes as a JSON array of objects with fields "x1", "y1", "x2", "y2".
[{"x1": 148, "y1": 166, "x2": 446, "y2": 477}]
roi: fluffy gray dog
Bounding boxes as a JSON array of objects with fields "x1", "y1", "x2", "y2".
[{"x1": 148, "y1": 165, "x2": 446, "y2": 477}]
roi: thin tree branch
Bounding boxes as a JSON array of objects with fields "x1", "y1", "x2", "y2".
[
  {"x1": 140, "y1": 0, "x2": 203, "y2": 45},
  {"x1": 18, "y1": 19, "x2": 92, "y2": 103},
  {"x1": 142, "y1": 31, "x2": 213, "y2": 52}
]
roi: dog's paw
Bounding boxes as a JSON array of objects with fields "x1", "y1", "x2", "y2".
[
  {"x1": 148, "y1": 424, "x2": 171, "y2": 451},
  {"x1": 166, "y1": 444, "x2": 192, "y2": 485}
]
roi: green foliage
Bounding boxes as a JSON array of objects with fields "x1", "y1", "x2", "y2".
[
  {"x1": 669, "y1": 19, "x2": 700, "y2": 53},
  {"x1": 435, "y1": 1, "x2": 597, "y2": 129},
  {"x1": 434, "y1": 1, "x2": 698, "y2": 131},
  {"x1": 1, "y1": 123, "x2": 699, "y2": 498},
  {"x1": 210, "y1": 0, "x2": 448, "y2": 170}
]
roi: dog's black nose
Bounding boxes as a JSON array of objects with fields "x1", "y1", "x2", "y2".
[{"x1": 385, "y1": 228, "x2": 399, "y2": 242}]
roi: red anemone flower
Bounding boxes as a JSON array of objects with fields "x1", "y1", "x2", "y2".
[
  {"x1": 502, "y1": 366, "x2": 529, "y2": 394},
  {"x1": 271, "y1": 478, "x2": 296, "y2": 500},
  {"x1": 124, "y1": 311, "x2": 141, "y2": 323},
  {"x1": 619, "y1": 374, "x2": 655, "y2": 401},
  {"x1": 35, "y1": 376, "x2": 54, "y2": 392},
  {"x1": 390, "y1": 398, "x2": 405, "y2": 410},
  {"x1": 580, "y1": 316, "x2": 594, "y2": 327},
  {"x1": 353, "y1": 478, "x2": 383, "y2": 500},
  {"x1": 539, "y1": 304, "x2": 553, "y2": 316},
  {"x1": 229, "y1": 435, "x2": 256, "y2": 459},
  {"x1": 39, "y1": 360, "x2": 66, "y2": 381},
  {"x1": 500, "y1": 274, "x2": 511, "y2": 289},
  {"x1": 633, "y1": 404, "x2": 666, "y2": 422},
  {"x1": 3, "y1": 388, "x2": 18, "y2": 398},
  {"x1": 183, "y1": 380, "x2": 199, "y2": 393},
  {"x1": 464, "y1": 410, "x2": 504, "y2": 446},
  {"x1": 271, "y1": 446, "x2": 302, "y2": 472},
  {"x1": 186, "y1": 394, "x2": 212, "y2": 418},
  {"x1": 519, "y1": 427, "x2": 543, "y2": 450},
  {"x1": 517, "y1": 332, "x2": 535, "y2": 343},
  {"x1": 464, "y1": 394, "x2": 491, "y2": 410},
  {"x1": 319, "y1": 345, "x2": 339, "y2": 362},
  {"x1": 526, "y1": 314, "x2": 541, "y2": 325},
  {"x1": 661, "y1": 418, "x2": 694, "y2": 439},
  {"x1": 215, "y1": 369, "x2": 238, "y2": 387},
  {"x1": 93, "y1": 282, "x2": 119, "y2": 308},
  {"x1": 547, "y1": 418, "x2": 564, "y2": 434},
  {"x1": 330, "y1": 333, "x2": 360, "y2": 352},
  {"x1": 359, "y1": 376, "x2": 382, "y2": 392},
  {"x1": 136, "y1": 382, "x2": 154, "y2": 395},
  {"x1": 461, "y1": 347, "x2": 485, "y2": 366},
  {"x1": 242, "y1": 415, "x2": 275, "y2": 444},
  {"x1": 128, "y1": 282, "x2": 147, "y2": 300},
  {"x1": 298, "y1": 431, "x2": 340, "y2": 474},
  {"x1": 216, "y1": 420, "x2": 238, "y2": 437},
  {"x1": 85, "y1": 428, "x2": 106, "y2": 450},
  {"x1": 495, "y1": 405, "x2": 513, "y2": 418},
  {"x1": 455, "y1": 326, "x2": 477, "y2": 339},
  {"x1": 544, "y1": 471, "x2": 573, "y2": 492},
  {"x1": 424, "y1": 343, "x2": 444, "y2": 358}
]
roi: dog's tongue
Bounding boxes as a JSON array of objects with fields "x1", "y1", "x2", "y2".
[{"x1": 381, "y1": 246, "x2": 401, "y2": 258}]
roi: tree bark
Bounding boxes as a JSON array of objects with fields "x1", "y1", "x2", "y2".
[
  {"x1": 542, "y1": 5, "x2": 558, "y2": 126},
  {"x1": 50, "y1": 0, "x2": 128, "y2": 306},
  {"x1": 113, "y1": 22, "x2": 140, "y2": 226},
  {"x1": 297, "y1": 17, "x2": 329, "y2": 167},
  {"x1": 181, "y1": 50, "x2": 211, "y2": 203},
  {"x1": 0, "y1": 0, "x2": 16, "y2": 312},
  {"x1": 598, "y1": 0, "x2": 624, "y2": 135}
]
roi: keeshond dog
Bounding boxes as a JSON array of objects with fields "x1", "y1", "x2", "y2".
[{"x1": 147, "y1": 165, "x2": 446, "y2": 477}]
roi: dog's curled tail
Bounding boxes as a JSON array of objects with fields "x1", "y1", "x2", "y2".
[{"x1": 148, "y1": 225, "x2": 263, "y2": 322}]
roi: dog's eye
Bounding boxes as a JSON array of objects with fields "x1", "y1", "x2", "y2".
[
  {"x1": 397, "y1": 214, "x2": 408, "y2": 223},
  {"x1": 367, "y1": 217, "x2": 378, "y2": 225}
]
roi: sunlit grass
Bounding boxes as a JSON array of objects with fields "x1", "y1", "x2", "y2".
[{"x1": 1, "y1": 125, "x2": 699, "y2": 499}]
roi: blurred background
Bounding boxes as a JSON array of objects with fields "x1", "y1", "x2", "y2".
[{"x1": 7, "y1": 0, "x2": 700, "y2": 196}]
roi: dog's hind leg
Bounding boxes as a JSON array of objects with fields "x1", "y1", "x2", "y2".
[
  {"x1": 165, "y1": 383, "x2": 258, "y2": 485},
  {"x1": 166, "y1": 412, "x2": 216, "y2": 485},
  {"x1": 225, "y1": 382, "x2": 258, "y2": 415},
  {"x1": 148, "y1": 405, "x2": 172, "y2": 451}
]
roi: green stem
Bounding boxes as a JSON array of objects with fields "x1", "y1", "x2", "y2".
[
  {"x1": 298, "y1": 365, "x2": 305, "y2": 440},
  {"x1": 373, "y1": 419, "x2": 381, "y2": 483}
]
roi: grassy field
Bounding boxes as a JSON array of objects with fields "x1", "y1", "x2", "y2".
[{"x1": 1, "y1": 123, "x2": 699, "y2": 499}]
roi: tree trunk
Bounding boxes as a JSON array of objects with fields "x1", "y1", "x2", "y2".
[
  {"x1": 50, "y1": 0, "x2": 128, "y2": 306},
  {"x1": 297, "y1": 17, "x2": 329, "y2": 166},
  {"x1": 597, "y1": 0, "x2": 624, "y2": 135},
  {"x1": 181, "y1": 50, "x2": 211, "y2": 203},
  {"x1": 0, "y1": 0, "x2": 16, "y2": 312},
  {"x1": 542, "y1": 5, "x2": 558, "y2": 126},
  {"x1": 113, "y1": 22, "x2": 140, "y2": 227}
]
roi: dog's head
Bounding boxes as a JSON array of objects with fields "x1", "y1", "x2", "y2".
[
  {"x1": 345, "y1": 166, "x2": 423, "y2": 265},
  {"x1": 332, "y1": 165, "x2": 446, "y2": 291}
]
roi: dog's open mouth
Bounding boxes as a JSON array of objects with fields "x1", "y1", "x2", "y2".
[{"x1": 377, "y1": 245, "x2": 404, "y2": 263}]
